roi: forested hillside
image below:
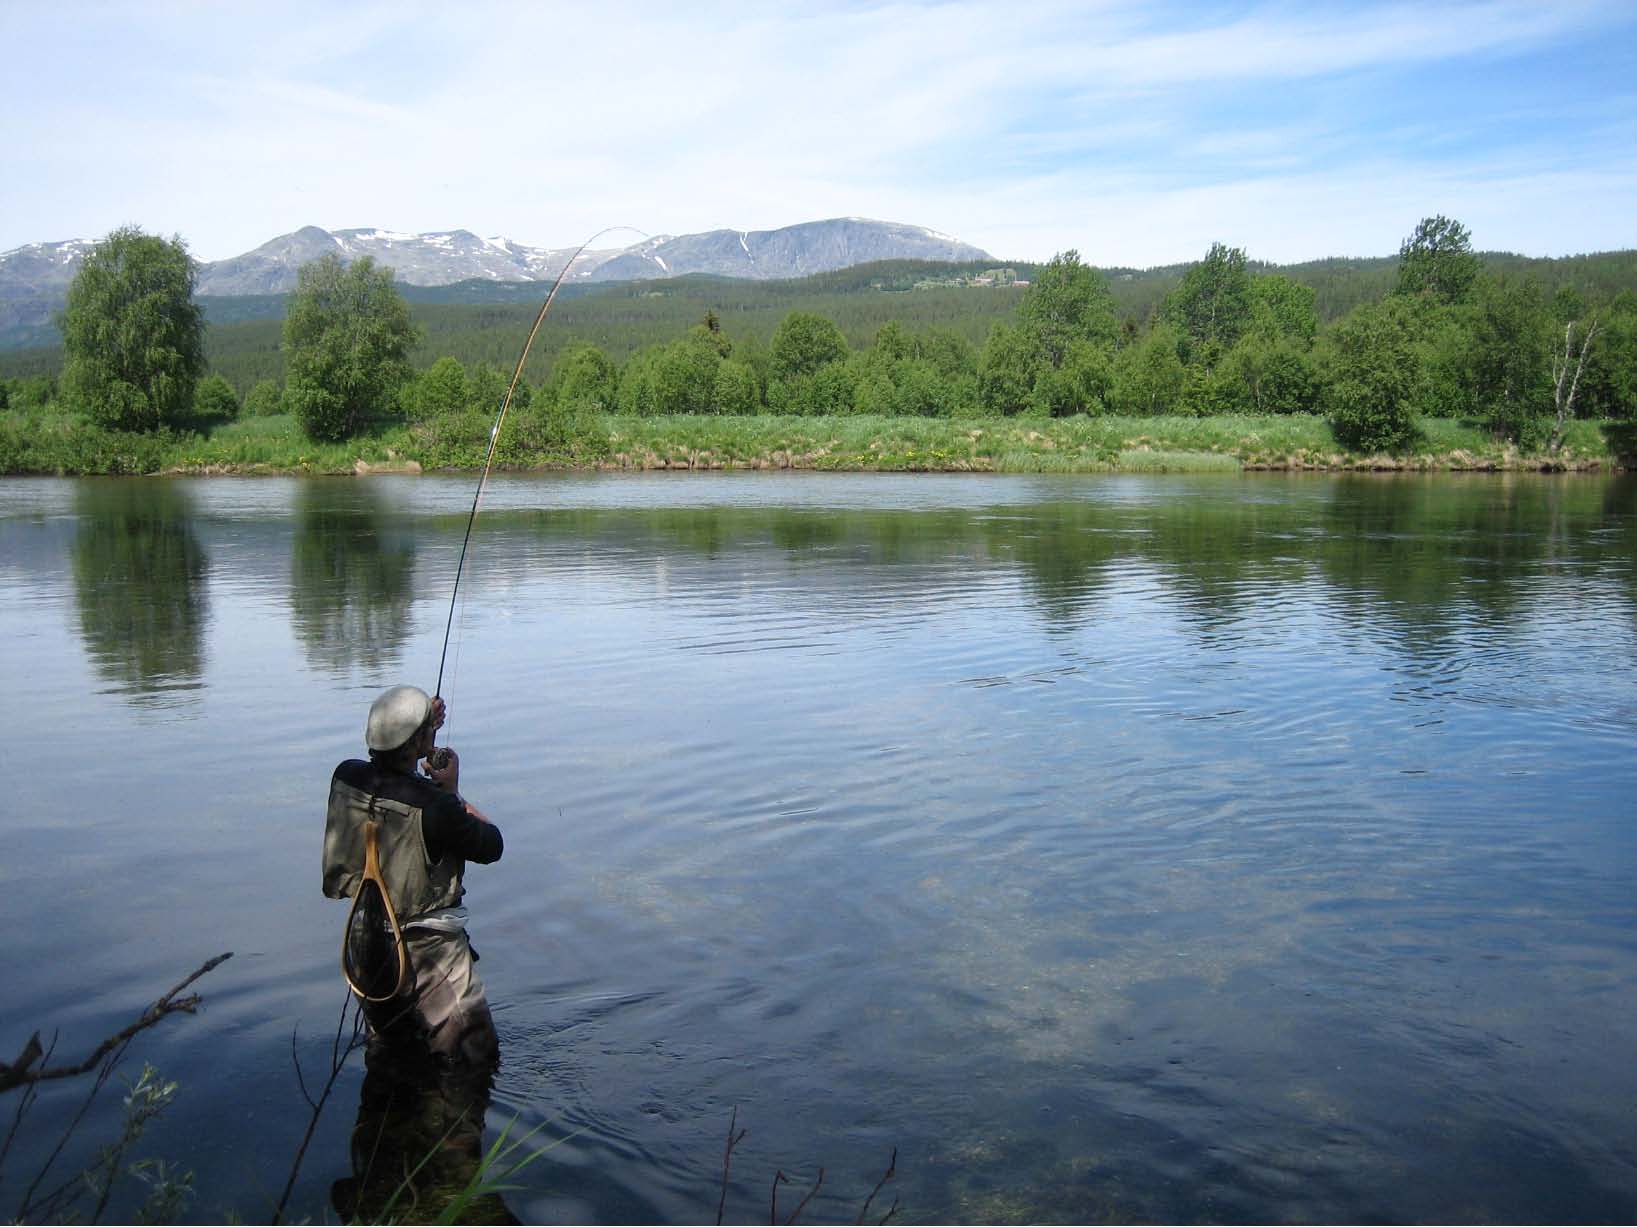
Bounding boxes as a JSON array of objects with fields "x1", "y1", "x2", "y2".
[{"x1": 4, "y1": 250, "x2": 1633, "y2": 396}]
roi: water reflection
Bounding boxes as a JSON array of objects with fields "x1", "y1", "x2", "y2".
[
  {"x1": 941, "y1": 504, "x2": 1106, "y2": 627},
  {"x1": 71, "y1": 480, "x2": 209, "y2": 700},
  {"x1": 331, "y1": 1035, "x2": 516, "y2": 1225},
  {"x1": 290, "y1": 481, "x2": 418, "y2": 674},
  {"x1": 6, "y1": 472, "x2": 1634, "y2": 1224},
  {"x1": 1311, "y1": 475, "x2": 1637, "y2": 657},
  {"x1": 469, "y1": 476, "x2": 1637, "y2": 638}
]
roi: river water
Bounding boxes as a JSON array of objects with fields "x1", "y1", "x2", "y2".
[{"x1": 1, "y1": 472, "x2": 1633, "y2": 1224}]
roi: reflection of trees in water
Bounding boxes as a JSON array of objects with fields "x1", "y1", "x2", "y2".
[
  {"x1": 290, "y1": 481, "x2": 417, "y2": 674},
  {"x1": 978, "y1": 503, "x2": 1118, "y2": 628},
  {"x1": 72, "y1": 480, "x2": 209, "y2": 699},
  {"x1": 474, "y1": 479, "x2": 1637, "y2": 641},
  {"x1": 1140, "y1": 495, "x2": 1310, "y2": 630},
  {"x1": 1311, "y1": 476, "x2": 1624, "y2": 649},
  {"x1": 1601, "y1": 476, "x2": 1637, "y2": 634}
]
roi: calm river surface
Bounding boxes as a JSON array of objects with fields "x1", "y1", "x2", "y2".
[{"x1": 1, "y1": 472, "x2": 1633, "y2": 1224}]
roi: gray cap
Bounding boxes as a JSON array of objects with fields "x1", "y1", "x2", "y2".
[{"x1": 366, "y1": 684, "x2": 432, "y2": 752}]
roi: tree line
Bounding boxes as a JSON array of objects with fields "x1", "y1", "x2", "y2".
[{"x1": 4, "y1": 218, "x2": 1634, "y2": 457}]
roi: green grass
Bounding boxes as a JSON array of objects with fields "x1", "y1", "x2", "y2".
[
  {"x1": 1115, "y1": 448, "x2": 1243, "y2": 473},
  {"x1": 0, "y1": 408, "x2": 1627, "y2": 475},
  {"x1": 171, "y1": 414, "x2": 415, "y2": 471},
  {"x1": 603, "y1": 413, "x2": 1625, "y2": 473}
]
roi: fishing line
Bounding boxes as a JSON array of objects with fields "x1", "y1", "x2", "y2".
[{"x1": 432, "y1": 224, "x2": 649, "y2": 707}]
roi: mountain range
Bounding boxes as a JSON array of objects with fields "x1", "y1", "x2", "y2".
[{"x1": 0, "y1": 217, "x2": 992, "y2": 347}]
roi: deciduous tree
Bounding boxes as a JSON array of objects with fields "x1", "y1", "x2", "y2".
[
  {"x1": 1549, "y1": 317, "x2": 1600, "y2": 453},
  {"x1": 1224, "y1": 335, "x2": 1319, "y2": 415},
  {"x1": 1031, "y1": 339, "x2": 1112, "y2": 416},
  {"x1": 60, "y1": 227, "x2": 205, "y2": 432},
  {"x1": 283, "y1": 255, "x2": 418, "y2": 442},
  {"x1": 1248, "y1": 275, "x2": 1318, "y2": 346},
  {"x1": 192, "y1": 373, "x2": 239, "y2": 426},
  {"x1": 714, "y1": 359, "x2": 761, "y2": 416},
  {"x1": 405, "y1": 356, "x2": 469, "y2": 422},
  {"x1": 977, "y1": 323, "x2": 1035, "y2": 416},
  {"x1": 652, "y1": 335, "x2": 723, "y2": 414},
  {"x1": 1165, "y1": 243, "x2": 1253, "y2": 360},
  {"x1": 1577, "y1": 296, "x2": 1636, "y2": 421},
  {"x1": 768, "y1": 312, "x2": 852, "y2": 414},
  {"x1": 1109, "y1": 324, "x2": 1186, "y2": 416},
  {"x1": 1016, "y1": 250, "x2": 1116, "y2": 368},
  {"x1": 770, "y1": 312, "x2": 850, "y2": 382},
  {"x1": 1325, "y1": 298, "x2": 1422, "y2": 452},
  {"x1": 551, "y1": 343, "x2": 619, "y2": 411},
  {"x1": 243, "y1": 379, "x2": 284, "y2": 418},
  {"x1": 1462, "y1": 274, "x2": 1551, "y2": 444},
  {"x1": 1396, "y1": 215, "x2": 1480, "y2": 306}
]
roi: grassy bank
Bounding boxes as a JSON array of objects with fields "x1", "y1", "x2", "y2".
[
  {"x1": 604, "y1": 414, "x2": 1624, "y2": 472},
  {"x1": 0, "y1": 410, "x2": 1628, "y2": 476}
]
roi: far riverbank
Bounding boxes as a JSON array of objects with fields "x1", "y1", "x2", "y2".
[{"x1": 1, "y1": 411, "x2": 1630, "y2": 476}]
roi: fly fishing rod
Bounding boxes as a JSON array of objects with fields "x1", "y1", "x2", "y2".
[{"x1": 432, "y1": 225, "x2": 647, "y2": 712}]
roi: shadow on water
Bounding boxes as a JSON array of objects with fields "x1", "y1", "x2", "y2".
[
  {"x1": 331, "y1": 1036, "x2": 518, "y2": 1226},
  {"x1": 71, "y1": 479, "x2": 209, "y2": 702},
  {"x1": 290, "y1": 479, "x2": 419, "y2": 675}
]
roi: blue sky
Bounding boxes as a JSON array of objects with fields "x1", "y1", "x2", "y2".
[{"x1": 3, "y1": 1, "x2": 1633, "y2": 267}]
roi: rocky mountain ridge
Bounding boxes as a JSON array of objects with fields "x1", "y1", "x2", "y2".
[{"x1": 0, "y1": 218, "x2": 992, "y2": 346}]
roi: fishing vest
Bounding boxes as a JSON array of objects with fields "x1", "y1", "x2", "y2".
[{"x1": 322, "y1": 770, "x2": 465, "y2": 922}]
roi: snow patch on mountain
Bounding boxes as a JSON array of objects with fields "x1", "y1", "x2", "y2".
[{"x1": 0, "y1": 218, "x2": 995, "y2": 337}]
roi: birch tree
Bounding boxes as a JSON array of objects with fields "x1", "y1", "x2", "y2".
[{"x1": 1549, "y1": 318, "x2": 1600, "y2": 454}]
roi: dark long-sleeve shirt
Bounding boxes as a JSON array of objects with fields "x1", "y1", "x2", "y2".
[{"x1": 333, "y1": 758, "x2": 503, "y2": 866}]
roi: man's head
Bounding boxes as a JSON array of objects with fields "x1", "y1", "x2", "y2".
[{"x1": 366, "y1": 685, "x2": 434, "y2": 758}]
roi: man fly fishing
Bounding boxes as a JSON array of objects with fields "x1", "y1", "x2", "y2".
[
  {"x1": 316, "y1": 228, "x2": 636, "y2": 1071},
  {"x1": 322, "y1": 685, "x2": 504, "y2": 1065}
]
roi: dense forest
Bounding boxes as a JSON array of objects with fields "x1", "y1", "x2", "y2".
[{"x1": 5, "y1": 245, "x2": 1635, "y2": 394}]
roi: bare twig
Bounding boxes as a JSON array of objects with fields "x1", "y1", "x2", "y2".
[
  {"x1": 784, "y1": 1166, "x2": 824, "y2": 1224},
  {"x1": 718, "y1": 1117, "x2": 894, "y2": 1225},
  {"x1": 16, "y1": 1045, "x2": 123, "y2": 1222},
  {"x1": 271, "y1": 992, "x2": 366, "y2": 1225},
  {"x1": 13, "y1": 956, "x2": 231, "y2": 1223},
  {"x1": 857, "y1": 1147, "x2": 897, "y2": 1225},
  {"x1": 0, "y1": 1034, "x2": 55, "y2": 1179},
  {"x1": 716, "y1": 1106, "x2": 747, "y2": 1226},
  {"x1": 771, "y1": 1169, "x2": 788, "y2": 1224},
  {"x1": 0, "y1": 953, "x2": 232, "y2": 1092},
  {"x1": 0, "y1": 1035, "x2": 44, "y2": 1091}
]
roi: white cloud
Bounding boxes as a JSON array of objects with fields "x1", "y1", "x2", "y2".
[{"x1": 2, "y1": 1, "x2": 1632, "y2": 264}]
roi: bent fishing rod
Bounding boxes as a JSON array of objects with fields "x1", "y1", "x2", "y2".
[{"x1": 431, "y1": 225, "x2": 647, "y2": 723}]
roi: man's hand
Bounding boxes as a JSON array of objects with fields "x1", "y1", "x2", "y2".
[
  {"x1": 424, "y1": 746, "x2": 460, "y2": 794},
  {"x1": 429, "y1": 696, "x2": 447, "y2": 733}
]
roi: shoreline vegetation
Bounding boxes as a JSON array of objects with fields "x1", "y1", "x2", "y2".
[
  {"x1": 0, "y1": 411, "x2": 1627, "y2": 477},
  {"x1": 6, "y1": 218, "x2": 1633, "y2": 480}
]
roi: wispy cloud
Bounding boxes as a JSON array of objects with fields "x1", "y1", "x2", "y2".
[{"x1": 2, "y1": 0, "x2": 1632, "y2": 264}]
